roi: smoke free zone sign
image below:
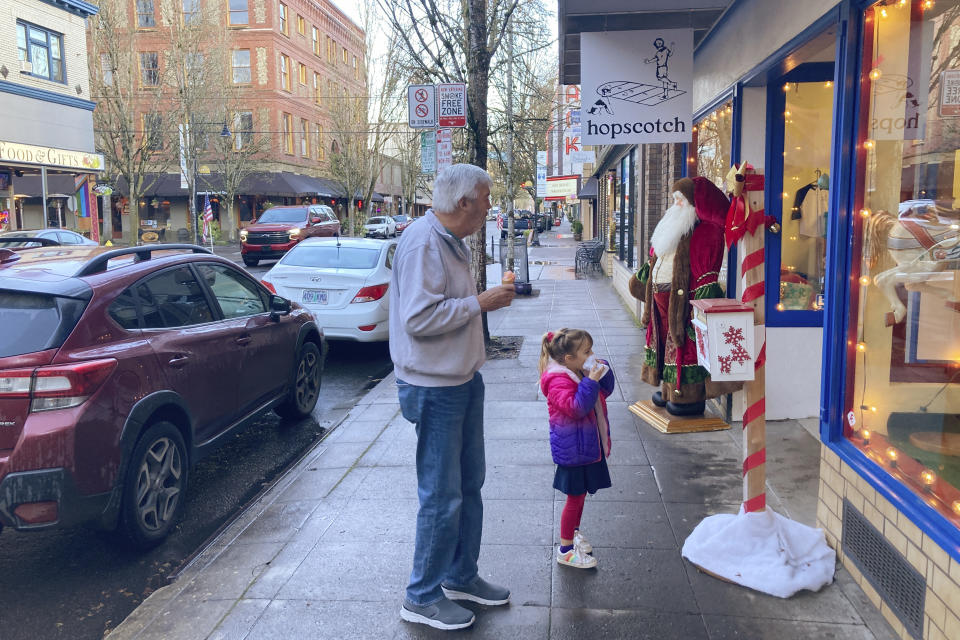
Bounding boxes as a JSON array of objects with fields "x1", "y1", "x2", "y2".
[{"x1": 437, "y1": 83, "x2": 467, "y2": 128}]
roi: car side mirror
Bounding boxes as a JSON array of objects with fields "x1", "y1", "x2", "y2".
[
  {"x1": 269, "y1": 294, "x2": 291, "y2": 320},
  {"x1": 311, "y1": 217, "x2": 322, "y2": 224}
]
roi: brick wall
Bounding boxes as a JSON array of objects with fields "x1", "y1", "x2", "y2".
[{"x1": 818, "y1": 446, "x2": 960, "y2": 640}]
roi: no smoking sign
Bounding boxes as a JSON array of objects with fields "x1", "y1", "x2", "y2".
[{"x1": 408, "y1": 84, "x2": 436, "y2": 129}]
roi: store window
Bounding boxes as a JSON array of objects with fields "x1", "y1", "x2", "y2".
[
  {"x1": 691, "y1": 100, "x2": 733, "y2": 189},
  {"x1": 615, "y1": 151, "x2": 636, "y2": 267},
  {"x1": 847, "y1": 0, "x2": 960, "y2": 529}
]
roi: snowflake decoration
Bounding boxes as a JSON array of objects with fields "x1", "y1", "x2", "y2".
[{"x1": 717, "y1": 324, "x2": 751, "y2": 374}]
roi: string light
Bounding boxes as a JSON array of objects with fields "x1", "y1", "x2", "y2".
[
  {"x1": 783, "y1": 82, "x2": 791, "y2": 92},
  {"x1": 825, "y1": 81, "x2": 833, "y2": 88},
  {"x1": 864, "y1": 139, "x2": 876, "y2": 149},
  {"x1": 784, "y1": 110, "x2": 791, "y2": 117},
  {"x1": 921, "y1": 469, "x2": 937, "y2": 489},
  {"x1": 861, "y1": 428, "x2": 871, "y2": 444},
  {"x1": 880, "y1": 6, "x2": 888, "y2": 17},
  {"x1": 688, "y1": 157, "x2": 695, "y2": 163},
  {"x1": 860, "y1": 276, "x2": 871, "y2": 286},
  {"x1": 871, "y1": 406, "x2": 877, "y2": 412},
  {"x1": 776, "y1": 303, "x2": 785, "y2": 311},
  {"x1": 782, "y1": 192, "x2": 790, "y2": 199},
  {"x1": 857, "y1": 342, "x2": 867, "y2": 352},
  {"x1": 860, "y1": 208, "x2": 872, "y2": 217},
  {"x1": 923, "y1": 0, "x2": 934, "y2": 10},
  {"x1": 953, "y1": 501, "x2": 960, "y2": 516},
  {"x1": 870, "y1": 68, "x2": 882, "y2": 80},
  {"x1": 886, "y1": 447, "x2": 899, "y2": 467}
]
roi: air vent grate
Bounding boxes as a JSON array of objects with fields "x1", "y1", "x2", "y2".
[{"x1": 841, "y1": 500, "x2": 925, "y2": 639}]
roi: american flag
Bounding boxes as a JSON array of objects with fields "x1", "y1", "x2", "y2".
[{"x1": 202, "y1": 195, "x2": 213, "y2": 241}]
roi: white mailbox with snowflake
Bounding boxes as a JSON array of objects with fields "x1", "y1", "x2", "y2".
[{"x1": 691, "y1": 299, "x2": 756, "y2": 382}]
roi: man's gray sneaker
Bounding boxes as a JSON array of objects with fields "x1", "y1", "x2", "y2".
[
  {"x1": 400, "y1": 598, "x2": 475, "y2": 630},
  {"x1": 441, "y1": 576, "x2": 510, "y2": 606}
]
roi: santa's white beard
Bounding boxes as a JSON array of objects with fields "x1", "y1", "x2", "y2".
[{"x1": 650, "y1": 197, "x2": 697, "y2": 257}]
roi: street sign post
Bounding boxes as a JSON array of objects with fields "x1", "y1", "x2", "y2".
[
  {"x1": 437, "y1": 83, "x2": 467, "y2": 128},
  {"x1": 420, "y1": 131, "x2": 436, "y2": 174},
  {"x1": 408, "y1": 84, "x2": 437, "y2": 128},
  {"x1": 436, "y1": 129, "x2": 453, "y2": 174}
]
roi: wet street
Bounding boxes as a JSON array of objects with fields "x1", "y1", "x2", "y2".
[{"x1": 0, "y1": 247, "x2": 393, "y2": 640}]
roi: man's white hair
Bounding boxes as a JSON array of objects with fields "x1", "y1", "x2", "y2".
[{"x1": 432, "y1": 164, "x2": 493, "y2": 214}]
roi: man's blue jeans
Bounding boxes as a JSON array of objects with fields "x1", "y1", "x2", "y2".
[{"x1": 397, "y1": 373, "x2": 485, "y2": 606}]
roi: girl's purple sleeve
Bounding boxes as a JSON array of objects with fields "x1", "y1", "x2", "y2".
[{"x1": 598, "y1": 361, "x2": 615, "y2": 396}]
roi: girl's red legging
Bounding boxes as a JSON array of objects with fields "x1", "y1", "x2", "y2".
[{"x1": 560, "y1": 493, "x2": 586, "y2": 541}]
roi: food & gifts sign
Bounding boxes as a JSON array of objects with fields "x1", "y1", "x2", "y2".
[
  {"x1": 580, "y1": 29, "x2": 693, "y2": 145},
  {"x1": 0, "y1": 140, "x2": 104, "y2": 171}
]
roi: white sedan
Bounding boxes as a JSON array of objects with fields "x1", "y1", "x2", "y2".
[
  {"x1": 363, "y1": 216, "x2": 397, "y2": 238},
  {"x1": 261, "y1": 237, "x2": 397, "y2": 342}
]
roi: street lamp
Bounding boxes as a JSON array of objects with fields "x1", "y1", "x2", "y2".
[{"x1": 187, "y1": 122, "x2": 231, "y2": 246}]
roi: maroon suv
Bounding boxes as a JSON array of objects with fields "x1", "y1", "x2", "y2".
[
  {"x1": 240, "y1": 204, "x2": 340, "y2": 267},
  {"x1": 0, "y1": 244, "x2": 325, "y2": 548}
]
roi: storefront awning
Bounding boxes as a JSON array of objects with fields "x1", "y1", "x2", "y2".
[
  {"x1": 558, "y1": 0, "x2": 732, "y2": 84},
  {"x1": 114, "y1": 172, "x2": 344, "y2": 199},
  {"x1": 578, "y1": 177, "x2": 599, "y2": 200}
]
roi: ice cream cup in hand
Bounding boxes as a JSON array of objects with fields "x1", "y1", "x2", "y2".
[{"x1": 502, "y1": 270, "x2": 516, "y2": 285}]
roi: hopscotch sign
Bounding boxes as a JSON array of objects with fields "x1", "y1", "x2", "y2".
[{"x1": 580, "y1": 30, "x2": 693, "y2": 144}]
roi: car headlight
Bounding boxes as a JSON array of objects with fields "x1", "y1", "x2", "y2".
[
  {"x1": 239, "y1": 229, "x2": 248, "y2": 240},
  {"x1": 288, "y1": 228, "x2": 301, "y2": 238}
]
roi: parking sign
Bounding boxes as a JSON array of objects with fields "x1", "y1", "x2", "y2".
[
  {"x1": 408, "y1": 84, "x2": 436, "y2": 128},
  {"x1": 437, "y1": 83, "x2": 467, "y2": 128}
]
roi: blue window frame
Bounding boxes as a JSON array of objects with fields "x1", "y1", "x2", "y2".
[
  {"x1": 764, "y1": 62, "x2": 835, "y2": 327},
  {"x1": 16, "y1": 21, "x2": 65, "y2": 84},
  {"x1": 822, "y1": 0, "x2": 960, "y2": 562}
]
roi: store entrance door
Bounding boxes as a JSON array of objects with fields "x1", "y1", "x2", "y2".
[{"x1": 768, "y1": 64, "x2": 836, "y2": 325}]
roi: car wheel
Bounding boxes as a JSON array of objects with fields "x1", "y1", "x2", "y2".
[
  {"x1": 275, "y1": 341, "x2": 323, "y2": 419},
  {"x1": 117, "y1": 421, "x2": 188, "y2": 549},
  {"x1": 243, "y1": 256, "x2": 259, "y2": 267}
]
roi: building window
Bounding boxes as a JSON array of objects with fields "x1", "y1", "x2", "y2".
[
  {"x1": 279, "y1": 2, "x2": 288, "y2": 35},
  {"x1": 298, "y1": 62, "x2": 307, "y2": 86},
  {"x1": 297, "y1": 15, "x2": 305, "y2": 35},
  {"x1": 313, "y1": 72, "x2": 321, "y2": 104},
  {"x1": 327, "y1": 37, "x2": 335, "y2": 63},
  {"x1": 279, "y1": 54, "x2": 290, "y2": 91},
  {"x1": 282, "y1": 113, "x2": 293, "y2": 154},
  {"x1": 844, "y1": 0, "x2": 960, "y2": 532},
  {"x1": 136, "y1": 0, "x2": 156, "y2": 28},
  {"x1": 342, "y1": 47, "x2": 348, "y2": 64},
  {"x1": 228, "y1": 0, "x2": 248, "y2": 25},
  {"x1": 300, "y1": 118, "x2": 310, "y2": 157},
  {"x1": 312, "y1": 26, "x2": 320, "y2": 55},
  {"x1": 315, "y1": 123, "x2": 324, "y2": 160},
  {"x1": 353, "y1": 55, "x2": 359, "y2": 80},
  {"x1": 691, "y1": 101, "x2": 733, "y2": 189},
  {"x1": 143, "y1": 113, "x2": 163, "y2": 150},
  {"x1": 140, "y1": 51, "x2": 159, "y2": 87},
  {"x1": 182, "y1": 0, "x2": 200, "y2": 24},
  {"x1": 16, "y1": 21, "x2": 65, "y2": 83},
  {"x1": 100, "y1": 54, "x2": 113, "y2": 85},
  {"x1": 232, "y1": 50, "x2": 251, "y2": 84},
  {"x1": 233, "y1": 111, "x2": 254, "y2": 151},
  {"x1": 614, "y1": 151, "x2": 636, "y2": 267}
]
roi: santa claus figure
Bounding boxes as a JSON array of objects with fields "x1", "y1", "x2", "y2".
[{"x1": 629, "y1": 177, "x2": 733, "y2": 416}]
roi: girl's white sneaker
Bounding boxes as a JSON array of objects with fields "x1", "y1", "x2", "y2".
[
  {"x1": 573, "y1": 529, "x2": 592, "y2": 554},
  {"x1": 557, "y1": 544, "x2": 597, "y2": 569}
]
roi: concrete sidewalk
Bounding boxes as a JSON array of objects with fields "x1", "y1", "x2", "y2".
[{"x1": 108, "y1": 226, "x2": 895, "y2": 640}]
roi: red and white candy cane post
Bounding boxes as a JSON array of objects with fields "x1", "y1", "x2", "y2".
[{"x1": 725, "y1": 162, "x2": 771, "y2": 513}]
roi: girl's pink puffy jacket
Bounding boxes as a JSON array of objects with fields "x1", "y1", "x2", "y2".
[{"x1": 539, "y1": 361, "x2": 614, "y2": 467}]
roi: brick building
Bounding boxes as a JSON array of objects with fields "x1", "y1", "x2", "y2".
[
  {"x1": 0, "y1": 0, "x2": 103, "y2": 235},
  {"x1": 95, "y1": 0, "x2": 374, "y2": 241}
]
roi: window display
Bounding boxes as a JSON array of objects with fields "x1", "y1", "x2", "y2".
[
  {"x1": 692, "y1": 100, "x2": 733, "y2": 189},
  {"x1": 848, "y1": 0, "x2": 960, "y2": 527}
]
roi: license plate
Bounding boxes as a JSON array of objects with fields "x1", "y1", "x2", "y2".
[{"x1": 302, "y1": 289, "x2": 328, "y2": 304}]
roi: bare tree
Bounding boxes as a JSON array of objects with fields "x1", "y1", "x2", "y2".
[
  {"x1": 89, "y1": 0, "x2": 174, "y2": 245},
  {"x1": 377, "y1": 0, "x2": 522, "y2": 338},
  {"x1": 210, "y1": 104, "x2": 270, "y2": 241}
]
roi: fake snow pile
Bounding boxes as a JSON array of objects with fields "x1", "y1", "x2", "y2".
[{"x1": 681, "y1": 506, "x2": 836, "y2": 598}]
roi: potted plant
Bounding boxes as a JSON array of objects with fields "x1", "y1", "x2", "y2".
[{"x1": 571, "y1": 220, "x2": 583, "y2": 241}]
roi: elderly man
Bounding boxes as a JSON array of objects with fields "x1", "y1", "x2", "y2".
[{"x1": 390, "y1": 164, "x2": 515, "y2": 630}]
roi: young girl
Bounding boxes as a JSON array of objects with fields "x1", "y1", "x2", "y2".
[{"x1": 539, "y1": 328, "x2": 614, "y2": 569}]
